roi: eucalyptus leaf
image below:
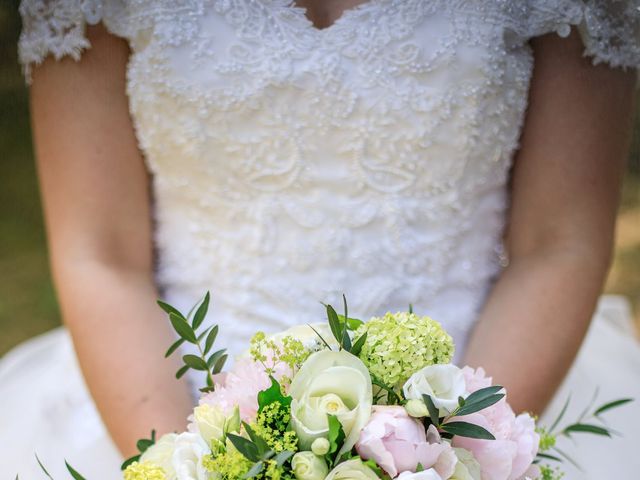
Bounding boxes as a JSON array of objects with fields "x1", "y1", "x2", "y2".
[
  {"x1": 175, "y1": 365, "x2": 190, "y2": 379},
  {"x1": 207, "y1": 349, "x2": 227, "y2": 369},
  {"x1": 422, "y1": 394, "x2": 440, "y2": 427},
  {"x1": 550, "y1": 395, "x2": 571, "y2": 433},
  {"x1": 65, "y1": 461, "x2": 87, "y2": 480},
  {"x1": 594, "y1": 398, "x2": 633, "y2": 417},
  {"x1": 157, "y1": 300, "x2": 185, "y2": 319},
  {"x1": 183, "y1": 354, "x2": 209, "y2": 371},
  {"x1": 563, "y1": 423, "x2": 611, "y2": 437},
  {"x1": 456, "y1": 394, "x2": 505, "y2": 417},
  {"x1": 308, "y1": 324, "x2": 332, "y2": 349},
  {"x1": 243, "y1": 422, "x2": 270, "y2": 456},
  {"x1": 536, "y1": 452, "x2": 563, "y2": 463},
  {"x1": 464, "y1": 386, "x2": 503, "y2": 405},
  {"x1": 35, "y1": 454, "x2": 54, "y2": 480},
  {"x1": 204, "y1": 325, "x2": 219, "y2": 355},
  {"x1": 227, "y1": 433, "x2": 260, "y2": 462},
  {"x1": 441, "y1": 421, "x2": 495, "y2": 440},
  {"x1": 213, "y1": 354, "x2": 228, "y2": 374},
  {"x1": 350, "y1": 332, "x2": 367, "y2": 356},
  {"x1": 274, "y1": 450, "x2": 295, "y2": 467},
  {"x1": 170, "y1": 313, "x2": 197, "y2": 343},
  {"x1": 165, "y1": 338, "x2": 185, "y2": 358},
  {"x1": 196, "y1": 325, "x2": 214, "y2": 343},
  {"x1": 243, "y1": 461, "x2": 265, "y2": 479},
  {"x1": 192, "y1": 291, "x2": 210, "y2": 330},
  {"x1": 136, "y1": 438, "x2": 154, "y2": 452},
  {"x1": 327, "y1": 305, "x2": 343, "y2": 346}
]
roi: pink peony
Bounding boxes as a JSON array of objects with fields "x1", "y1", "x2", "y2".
[
  {"x1": 198, "y1": 358, "x2": 289, "y2": 422},
  {"x1": 452, "y1": 367, "x2": 539, "y2": 480},
  {"x1": 356, "y1": 406, "x2": 457, "y2": 479}
]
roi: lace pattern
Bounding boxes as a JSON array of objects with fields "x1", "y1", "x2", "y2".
[{"x1": 17, "y1": 0, "x2": 640, "y2": 357}]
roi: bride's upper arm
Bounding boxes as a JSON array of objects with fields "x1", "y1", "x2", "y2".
[
  {"x1": 28, "y1": 23, "x2": 153, "y2": 278},
  {"x1": 506, "y1": 28, "x2": 636, "y2": 268}
]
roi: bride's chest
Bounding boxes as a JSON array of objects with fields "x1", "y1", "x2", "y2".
[{"x1": 125, "y1": 0, "x2": 532, "y2": 196}]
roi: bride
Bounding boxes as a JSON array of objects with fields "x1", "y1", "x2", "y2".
[{"x1": 3, "y1": 0, "x2": 640, "y2": 478}]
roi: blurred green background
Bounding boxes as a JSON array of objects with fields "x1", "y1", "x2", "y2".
[{"x1": 1, "y1": 3, "x2": 639, "y2": 356}]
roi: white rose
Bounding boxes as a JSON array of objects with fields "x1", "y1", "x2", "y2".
[
  {"x1": 450, "y1": 448, "x2": 481, "y2": 480},
  {"x1": 192, "y1": 404, "x2": 240, "y2": 447},
  {"x1": 403, "y1": 365, "x2": 468, "y2": 416},
  {"x1": 172, "y1": 432, "x2": 210, "y2": 480},
  {"x1": 291, "y1": 451, "x2": 329, "y2": 480},
  {"x1": 325, "y1": 459, "x2": 380, "y2": 480},
  {"x1": 396, "y1": 469, "x2": 443, "y2": 480},
  {"x1": 290, "y1": 350, "x2": 372, "y2": 457},
  {"x1": 140, "y1": 433, "x2": 178, "y2": 479}
]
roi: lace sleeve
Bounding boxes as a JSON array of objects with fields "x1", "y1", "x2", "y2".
[
  {"x1": 512, "y1": 0, "x2": 640, "y2": 70},
  {"x1": 18, "y1": 0, "x2": 130, "y2": 82}
]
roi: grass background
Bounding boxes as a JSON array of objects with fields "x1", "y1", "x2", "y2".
[{"x1": 1, "y1": 4, "x2": 638, "y2": 356}]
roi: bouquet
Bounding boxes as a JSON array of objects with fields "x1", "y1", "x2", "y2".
[{"x1": 42, "y1": 293, "x2": 631, "y2": 480}]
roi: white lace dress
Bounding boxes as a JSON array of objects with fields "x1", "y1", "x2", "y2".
[{"x1": 3, "y1": 0, "x2": 640, "y2": 477}]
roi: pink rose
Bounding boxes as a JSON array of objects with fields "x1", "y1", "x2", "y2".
[
  {"x1": 356, "y1": 406, "x2": 456, "y2": 479},
  {"x1": 452, "y1": 368, "x2": 539, "y2": 480}
]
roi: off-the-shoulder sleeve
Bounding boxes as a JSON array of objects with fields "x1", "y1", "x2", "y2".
[
  {"x1": 18, "y1": 0, "x2": 131, "y2": 82},
  {"x1": 509, "y1": 0, "x2": 640, "y2": 70}
]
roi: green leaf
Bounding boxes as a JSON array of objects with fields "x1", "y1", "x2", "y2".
[
  {"x1": 192, "y1": 292, "x2": 210, "y2": 330},
  {"x1": 207, "y1": 349, "x2": 227, "y2": 370},
  {"x1": 170, "y1": 313, "x2": 197, "y2": 343},
  {"x1": 458, "y1": 396, "x2": 466, "y2": 407},
  {"x1": 422, "y1": 394, "x2": 441, "y2": 427},
  {"x1": 175, "y1": 365, "x2": 190, "y2": 379},
  {"x1": 258, "y1": 377, "x2": 292, "y2": 412},
  {"x1": 212, "y1": 354, "x2": 228, "y2": 374},
  {"x1": 456, "y1": 394, "x2": 505, "y2": 417},
  {"x1": 204, "y1": 325, "x2": 219, "y2": 355},
  {"x1": 121, "y1": 455, "x2": 141, "y2": 470},
  {"x1": 563, "y1": 423, "x2": 611, "y2": 437},
  {"x1": 337, "y1": 314, "x2": 364, "y2": 331},
  {"x1": 183, "y1": 354, "x2": 209, "y2": 371},
  {"x1": 137, "y1": 438, "x2": 154, "y2": 452},
  {"x1": 441, "y1": 421, "x2": 496, "y2": 440},
  {"x1": 35, "y1": 454, "x2": 54, "y2": 480},
  {"x1": 536, "y1": 452, "x2": 563, "y2": 463},
  {"x1": 327, "y1": 305, "x2": 343, "y2": 347},
  {"x1": 65, "y1": 461, "x2": 88, "y2": 480},
  {"x1": 464, "y1": 386, "x2": 503, "y2": 405},
  {"x1": 350, "y1": 332, "x2": 367, "y2": 357},
  {"x1": 550, "y1": 395, "x2": 571, "y2": 433},
  {"x1": 408, "y1": 304, "x2": 413, "y2": 314},
  {"x1": 227, "y1": 433, "x2": 260, "y2": 462},
  {"x1": 308, "y1": 324, "x2": 332, "y2": 349},
  {"x1": 327, "y1": 414, "x2": 346, "y2": 465},
  {"x1": 200, "y1": 386, "x2": 215, "y2": 394},
  {"x1": 594, "y1": 398, "x2": 633, "y2": 417},
  {"x1": 243, "y1": 461, "x2": 265, "y2": 479},
  {"x1": 274, "y1": 450, "x2": 295, "y2": 467},
  {"x1": 243, "y1": 422, "x2": 270, "y2": 456},
  {"x1": 196, "y1": 325, "x2": 214, "y2": 343},
  {"x1": 157, "y1": 300, "x2": 185, "y2": 319},
  {"x1": 165, "y1": 338, "x2": 185, "y2": 358}
]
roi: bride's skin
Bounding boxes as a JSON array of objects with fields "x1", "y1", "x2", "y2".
[{"x1": 29, "y1": 7, "x2": 635, "y2": 458}]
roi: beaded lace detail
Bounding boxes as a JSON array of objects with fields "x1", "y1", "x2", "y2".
[{"x1": 18, "y1": 0, "x2": 640, "y2": 356}]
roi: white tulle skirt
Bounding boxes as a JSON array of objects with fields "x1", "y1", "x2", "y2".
[{"x1": 1, "y1": 295, "x2": 639, "y2": 479}]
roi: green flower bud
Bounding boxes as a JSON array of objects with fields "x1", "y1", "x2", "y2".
[{"x1": 405, "y1": 399, "x2": 429, "y2": 418}]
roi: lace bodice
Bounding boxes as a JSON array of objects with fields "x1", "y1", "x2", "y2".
[{"x1": 19, "y1": 0, "x2": 640, "y2": 358}]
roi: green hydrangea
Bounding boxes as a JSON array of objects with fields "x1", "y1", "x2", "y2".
[
  {"x1": 355, "y1": 312, "x2": 454, "y2": 388},
  {"x1": 252, "y1": 401, "x2": 298, "y2": 453}
]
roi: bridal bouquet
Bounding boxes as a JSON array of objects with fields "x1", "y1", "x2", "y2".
[{"x1": 46, "y1": 294, "x2": 630, "y2": 480}]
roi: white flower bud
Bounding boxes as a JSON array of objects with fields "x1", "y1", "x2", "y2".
[
  {"x1": 405, "y1": 398, "x2": 429, "y2": 418},
  {"x1": 311, "y1": 437, "x2": 330, "y2": 456},
  {"x1": 292, "y1": 452, "x2": 329, "y2": 480}
]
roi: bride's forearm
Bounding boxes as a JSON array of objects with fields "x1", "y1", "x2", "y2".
[
  {"x1": 463, "y1": 245, "x2": 610, "y2": 415},
  {"x1": 56, "y1": 260, "x2": 193, "y2": 457}
]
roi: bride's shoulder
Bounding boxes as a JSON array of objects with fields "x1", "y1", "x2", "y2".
[
  {"x1": 497, "y1": 0, "x2": 640, "y2": 69},
  {"x1": 18, "y1": 0, "x2": 153, "y2": 81}
]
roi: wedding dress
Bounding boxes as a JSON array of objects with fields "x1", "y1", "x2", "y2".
[{"x1": 4, "y1": 0, "x2": 640, "y2": 477}]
